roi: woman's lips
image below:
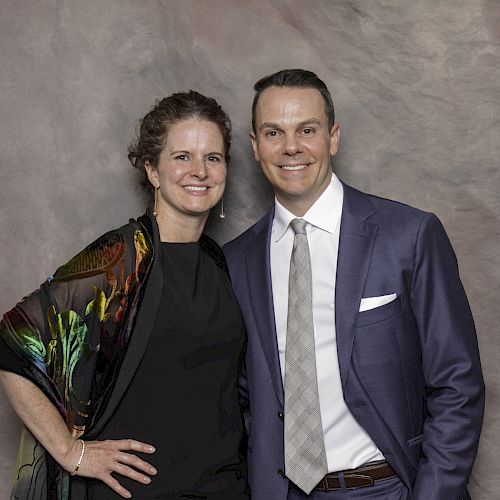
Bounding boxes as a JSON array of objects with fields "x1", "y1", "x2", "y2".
[{"x1": 184, "y1": 185, "x2": 208, "y2": 192}]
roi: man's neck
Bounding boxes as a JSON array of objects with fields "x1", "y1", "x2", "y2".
[
  {"x1": 275, "y1": 170, "x2": 335, "y2": 217},
  {"x1": 276, "y1": 185, "x2": 331, "y2": 217}
]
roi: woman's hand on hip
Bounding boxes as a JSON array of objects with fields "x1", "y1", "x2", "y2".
[
  {"x1": 65, "y1": 438, "x2": 157, "y2": 499},
  {"x1": 0, "y1": 373, "x2": 157, "y2": 498}
]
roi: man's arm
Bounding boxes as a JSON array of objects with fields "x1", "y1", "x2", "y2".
[{"x1": 410, "y1": 213, "x2": 484, "y2": 500}]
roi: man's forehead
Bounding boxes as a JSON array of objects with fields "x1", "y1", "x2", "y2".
[{"x1": 255, "y1": 86, "x2": 327, "y2": 123}]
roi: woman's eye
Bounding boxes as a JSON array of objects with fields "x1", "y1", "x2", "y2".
[
  {"x1": 207, "y1": 156, "x2": 221, "y2": 163},
  {"x1": 175, "y1": 154, "x2": 189, "y2": 161}
]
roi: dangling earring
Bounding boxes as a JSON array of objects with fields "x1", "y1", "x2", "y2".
[
  {"x1": 153, "y1": 187, "x2": 159, "y2": 217},
  {"x1": 219, "y1": 196, "x2": 225, "y2": 219}
]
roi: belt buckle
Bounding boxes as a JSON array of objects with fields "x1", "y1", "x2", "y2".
[{"x1": 344, "y1": 473, "x2": 375, "y2": 490}]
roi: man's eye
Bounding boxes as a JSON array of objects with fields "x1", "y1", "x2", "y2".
[
  {"x1": 266, "y1": 130, "x2": 278, "y2": 137},
  {"x1": 302, "y1": 128, "x2": 315, "y2": 135}
]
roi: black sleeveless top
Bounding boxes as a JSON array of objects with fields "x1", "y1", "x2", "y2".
[{"x1": 88, "y1": 242, "x2": 248, "y2": 499}]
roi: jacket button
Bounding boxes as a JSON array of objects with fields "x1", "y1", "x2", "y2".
[
  {"x1": 277, "y1": 468, "x2": 286, "y2": 478},
  {"x1": 277, "y1": 411, "x2": 284, "y2": 420}
]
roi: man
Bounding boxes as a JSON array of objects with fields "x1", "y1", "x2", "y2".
[{"x1": 223, "y1": 69, "x2": 484, "y2": 500}]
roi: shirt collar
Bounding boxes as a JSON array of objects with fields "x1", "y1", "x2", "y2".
[{"x1": 272, "y1": 173, "x2": 344, "y2": 242}]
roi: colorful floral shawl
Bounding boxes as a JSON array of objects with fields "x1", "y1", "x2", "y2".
[{"x1": 0, "y1": 212, "x2": 229, "y2": 499}]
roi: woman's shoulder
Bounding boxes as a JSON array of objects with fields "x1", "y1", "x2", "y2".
[
  {"x1": 52, "y1": 215, "x2": 153, "y2": 283},
  {"x1": 199, "y1": 233, "x2": 228, "y2": 274}
]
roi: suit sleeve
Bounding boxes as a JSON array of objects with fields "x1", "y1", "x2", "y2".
[
  {"x1": 223, "y1": 243, "x2": 251, "y2": 416},
  {"x1": 410, "y1": 213, "x2": 484, "y2": 500},
  {"x1": 239, "y1": 356, "x2": 250, "y2": 411}
]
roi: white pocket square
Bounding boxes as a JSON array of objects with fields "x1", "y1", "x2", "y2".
[{"x1": 359, "y1": 293, "x2": 397, "y2": 312}]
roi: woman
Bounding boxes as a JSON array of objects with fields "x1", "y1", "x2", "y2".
[{"x1": 0, "y1": 91, "x2": 248, "y2": 499}]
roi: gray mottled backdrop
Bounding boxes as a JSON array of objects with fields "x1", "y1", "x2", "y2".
[{"x1": 0, "y1": 1, "x2": 498, "y2": 497}]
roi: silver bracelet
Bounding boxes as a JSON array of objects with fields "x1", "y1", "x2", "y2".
[{"x1": 70, "y1": 439, "x2": 85, "y2": 476}]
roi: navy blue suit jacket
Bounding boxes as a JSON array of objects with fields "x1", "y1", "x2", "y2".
[{"x1": 223, "y1": 183, "x2": 484, "y2": 500}]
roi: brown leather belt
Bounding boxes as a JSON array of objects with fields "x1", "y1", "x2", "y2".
[{"x1": 315, "y1": 461, "x2": 397, "y2": 491}]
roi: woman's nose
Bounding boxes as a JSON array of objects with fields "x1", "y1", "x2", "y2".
[{"x1": 191, "y1": 159, "x2": 208, "y2": 178}]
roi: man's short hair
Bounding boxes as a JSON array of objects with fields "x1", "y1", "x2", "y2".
[{"x1": 252, "y1": 69, "x2": 335, "y2": 133}]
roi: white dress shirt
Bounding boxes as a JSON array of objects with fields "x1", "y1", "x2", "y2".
[{"x1": 270, "y1": 174, "x2": 384, "y2": 472}]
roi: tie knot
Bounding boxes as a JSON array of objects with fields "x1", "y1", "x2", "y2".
[{"x1": 290, "y1": 218, "x2": 307, "y2": 235}]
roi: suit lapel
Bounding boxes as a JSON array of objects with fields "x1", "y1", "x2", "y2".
[
  {"x1": 245, "y1": 210, "x2": 284, "y2": 405},
  {"x1": 239, "y1": 185, "x2": 378, "y2": 403},
  {"x1": 335, "y1": 184, "x2": 378, "y2": 388}
]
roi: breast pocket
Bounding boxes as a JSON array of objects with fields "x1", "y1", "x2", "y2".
[{"x1": 357, "y1": 295, "x2": 402, "y2": 328}]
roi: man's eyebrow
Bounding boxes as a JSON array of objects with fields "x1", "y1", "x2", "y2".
[
  {"x1": 259, "y1": 122, "x2": 281, "y2": 132},
  {"x1": 298, "y1": 118, "x2": 322, "y2": 128},
  {"x1": 258, "y1": 118, "x2": 322, "y2": 132}
]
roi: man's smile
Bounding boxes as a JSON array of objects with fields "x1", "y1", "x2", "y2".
[{"x1": 280, "y1": 163, "x2": 309, "y2": 171}]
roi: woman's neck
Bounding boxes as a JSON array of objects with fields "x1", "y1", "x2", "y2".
[{"x1": 155, "y1": 210, "x2": 207, "y2": 243}]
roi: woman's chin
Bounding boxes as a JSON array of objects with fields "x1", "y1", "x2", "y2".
[{"x1": 183, "y1": 199, "x2": 222, "y2": 217}]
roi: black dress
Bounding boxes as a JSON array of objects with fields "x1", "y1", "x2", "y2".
[{"x1": 87, "y1": 242, "x2": 248, "y2": 499}]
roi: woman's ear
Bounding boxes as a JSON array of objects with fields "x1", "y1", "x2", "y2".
[{"x1": 144, "y1": 161, "x2": 160, "y2": 188}]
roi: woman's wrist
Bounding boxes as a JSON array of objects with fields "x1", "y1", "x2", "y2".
[
  {"x1": 70, "y1": 439, "x2": 85, "y2": 476},
  {"x1": 58, "y1": 437, "x2": 85, "y2": 473}
]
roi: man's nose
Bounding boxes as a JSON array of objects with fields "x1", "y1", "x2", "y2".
[{"x1": 283, "y1": 134, "x2": 301, "y2": 155}]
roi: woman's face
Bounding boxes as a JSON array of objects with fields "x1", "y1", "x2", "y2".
[{"x1": 146, "y1": 118, "x2": 227, "y2": 220}]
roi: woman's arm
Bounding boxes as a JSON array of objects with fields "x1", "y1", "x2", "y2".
[{"x1": 0, "y1": 370, "x2": 157, "y2": 499}]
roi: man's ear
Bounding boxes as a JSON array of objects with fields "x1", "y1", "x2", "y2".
[
  {"x1": 329, "y1": 123, "x2": 341, "y2": 156},
  {"x1": 249, "y1": 131, "x2": 260, "y2": 162},
  {"x1": 144, "y1": 161, "x2": 160, "y2": 189}
]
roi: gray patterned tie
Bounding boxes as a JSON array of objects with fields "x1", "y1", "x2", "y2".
[{"x1": 284, "y1": 218, "x2": 328, "y2": 494}]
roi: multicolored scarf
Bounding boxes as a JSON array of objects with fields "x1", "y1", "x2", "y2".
[{"x1": 0, "y1": 214, "x2": 155, "y2": 499}]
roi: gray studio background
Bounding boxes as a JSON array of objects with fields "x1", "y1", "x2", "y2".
[{"x1": 0, "y1": 1, "x2": 498, "y2": 498}]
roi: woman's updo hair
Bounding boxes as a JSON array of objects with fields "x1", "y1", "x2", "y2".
[{"x1": 128, "y1": 90, "x2": 231, "y2": 194}]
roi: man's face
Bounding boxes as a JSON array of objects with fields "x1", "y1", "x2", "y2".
[{"x1": 250, "y1": 86, "x2": 340, "y2": 216}]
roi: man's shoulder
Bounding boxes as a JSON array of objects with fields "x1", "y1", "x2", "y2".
[
  {"x1": 223, "y1": 210, "x2": 273, "y2": 255},
  {"x1": 344, "y1": 183, "x2": 432, "y2": 225}
]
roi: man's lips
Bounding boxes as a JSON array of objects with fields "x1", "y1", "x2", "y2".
[{"x1": 279, "y1": 163, "x2": 311, "y2": 171}]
